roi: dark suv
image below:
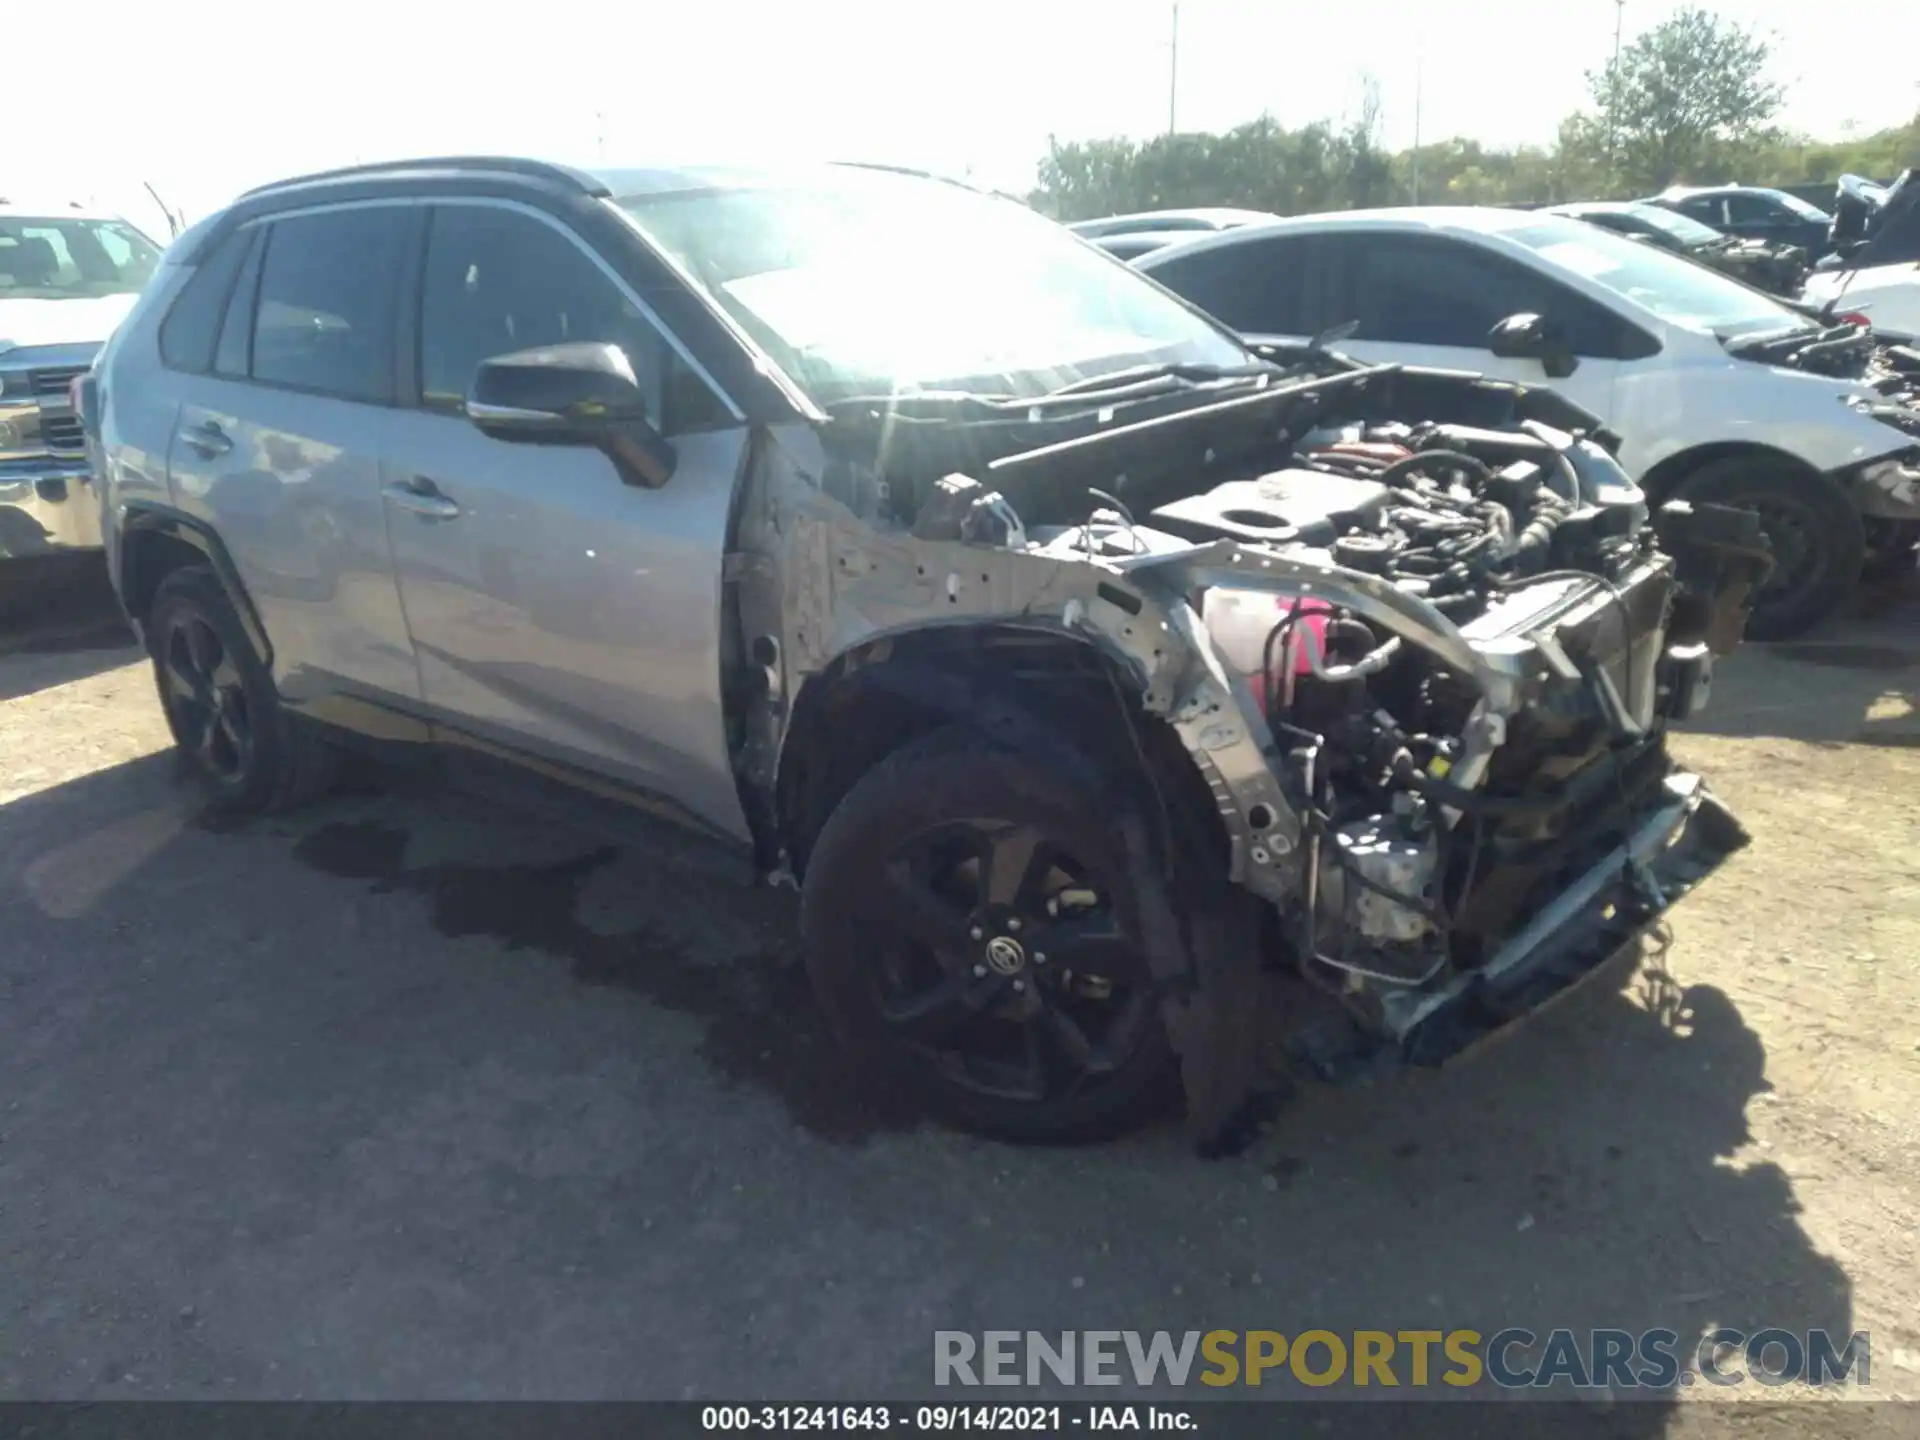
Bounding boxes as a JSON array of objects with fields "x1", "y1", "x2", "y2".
[{"x1": 1648, "y1": 185, "x2": 1832, "y2": 260}]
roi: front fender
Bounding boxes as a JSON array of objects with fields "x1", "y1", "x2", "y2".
[{"x1": 1616, "y1": 358, "x2": 1912, "y2": 480}]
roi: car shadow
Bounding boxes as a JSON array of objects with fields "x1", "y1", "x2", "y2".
[
  {"x1": 1681, "y1": 571, "x2": 1920, "y2": 747},
  {"x1": 0, "y1": 555, "x2": 139, "y2": 702},
  {"x1": 0, "y1": 754, "x2": 1855, "y2": 1409}
]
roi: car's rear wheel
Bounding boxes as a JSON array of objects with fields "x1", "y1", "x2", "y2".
[
  {"x1": 801, "y1": 726, "x2": 1177, "y2": 1143},
  {"x1": 1673, "y1": 458, "x2": 1864, "y2": 640},
  {"x1": 146, "y1": 565, "x2": 336, "y2": 813}
]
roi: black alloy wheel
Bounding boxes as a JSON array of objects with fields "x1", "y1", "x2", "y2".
[
  {"x1": 158, "y1": 609, "x2": 253, "y2": 783},
  {"x1": 1673, "y1": 459, "x2": 1865, "y2": 640},
  {"x1": 871, "y1": 817, "x2": 1158, "y2": 1108},
  {"x1": 1743, "y1": 493, "x2": 1827, "y2": 618},
  {"x1": 802, "y1": 727, "x2": 1178, "y2": 1142},
  {"x1": 144, "y1": 564, "x2": 337, "y2": 813}
]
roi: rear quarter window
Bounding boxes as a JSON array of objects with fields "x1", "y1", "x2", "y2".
[
  {"x1": 1148, "y1": 236, "x2": 1313, "y2": 335},
  {"x1": 157, "y1": 229, "x2": 252, "y2": 373}
]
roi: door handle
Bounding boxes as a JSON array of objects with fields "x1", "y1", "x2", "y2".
[
  {"x1": 382, "y1": 477, "x2": 462, "y2": 520},
  {"x1": 181, "y1": 420, "x2": 233, "y2": 458}
]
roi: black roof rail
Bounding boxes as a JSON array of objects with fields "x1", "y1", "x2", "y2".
[
  {"x1": 240, "y1": 156, "x2": 609, "y2": 200},
  {"x1": 828, "y1": 160, "x2": 978, "y2": 192}
]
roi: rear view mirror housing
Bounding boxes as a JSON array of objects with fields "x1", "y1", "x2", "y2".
[
  {"x1": 1488, "y1": 312, "x2": 1580, "y2": 379},
  {"x1": 467, "y1": 342, "x2": 677, "y2": 489}
]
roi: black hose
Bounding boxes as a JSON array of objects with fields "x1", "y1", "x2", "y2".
[
  {"x1": 1379, "y1": 449, "x2": 1496, "y2": 491},
  {"x1": 1259, "y1": 601, "x2": 1313, "y2": 725},
  {"x1": 1504, "y1": 487, "x2": 1573, "y2": 574},
  {"x1": 1388, "y1": 756, "x2": 1559, "y2": 818}
]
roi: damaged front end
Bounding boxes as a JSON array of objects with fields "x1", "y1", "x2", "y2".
[
  {"x1": 1727, "y1": 324, "x2": 1920, "y2": 533},
  {"x1": 744, "y1": 356, "x2": 1766, "y2": 1145},
  {"x1": 1696, "y1": 236, "x2": 1811, "y2": 298}
]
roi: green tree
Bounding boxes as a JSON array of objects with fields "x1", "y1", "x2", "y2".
[
  {"x1": 1024, "y1": 11, "x2": 1917, "y2": 223},
  {"x1": 1590, "y1": 6, "x2": 1785, "y2": 191}
]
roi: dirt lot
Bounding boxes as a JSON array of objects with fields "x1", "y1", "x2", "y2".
[{"x1": 2, "y1": 559, "x2": 1917, "y2": 1425}]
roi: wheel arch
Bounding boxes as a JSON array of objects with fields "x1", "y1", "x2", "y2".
[
  {"x1": 117, "y1": 504, "x2": 271, "y2": 665},
  {"x1": 773, "y1": 622, "x2": 1227, "y2": 884},
  {"x1": 1639, "y1": 440, "x2": 1831, "y2": 508}
]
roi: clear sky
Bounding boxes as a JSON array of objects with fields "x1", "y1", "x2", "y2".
[{"x1": 17, "y1": 0, "x2": 1920, "y2": 237}]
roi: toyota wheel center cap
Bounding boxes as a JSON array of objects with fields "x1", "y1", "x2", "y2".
[{"x1": 984, "y1": 935, "x2": 1026, "y2": 975}]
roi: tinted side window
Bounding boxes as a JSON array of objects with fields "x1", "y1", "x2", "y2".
[
  {"x1": 158, "y1": 229, "x2": 252, "y2": 373},
  {"x1": 1721, "y1": 193, "x2": 1773, "y2": 223},
  {"x1": 1342, "y1": 235, "x2": 1559, "y2": 348},
  {"x1": 1147, "y1": 237, "x2": 1309, "y2": 335},
  {"x1": 251, "y1": 207, "x2": 411, "y2": 403},
  {"x1": 1677, "y1": 197, "x2": 1725, "y2": 227},
  {"x1": 418, "y1": 205, "x2": 730, "y2": 434},
  {"x1": 1339, "y1": 234, "x2": 1645, "y2": 358}
]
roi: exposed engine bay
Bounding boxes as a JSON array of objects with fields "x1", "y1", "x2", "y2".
[
  {"x1": 1018, "y1": 403, "x2": 1761, "y2": 1057},
  {"x1": 1729, "y1": 318, "x2": 1920, "y2": 412},
  {"x1": 1696, "y1": 235, "x2": 1809, "y2": 298},
  {"x1": 758, "y1": 355, "x2": 1769, "y2": 1137},
  {"x1": 1726, "y1": 325, "x2": 1920, "y2": 522}
]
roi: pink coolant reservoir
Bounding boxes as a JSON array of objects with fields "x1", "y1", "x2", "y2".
[{"x1": 1199, "y1": 587, "x2": 1336, "y2": 717}]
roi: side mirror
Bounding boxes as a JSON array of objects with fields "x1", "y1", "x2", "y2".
[
  {"x1": 1487, "y1": 311, "x2": 1579, "y2": 379},
  {"x1": 467, "y1": 342, "x2": 676, "y2": 489}
]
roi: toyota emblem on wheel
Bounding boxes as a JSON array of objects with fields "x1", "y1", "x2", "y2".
[{"x1": 984, "y1": 936, "x2": 1026, "y2": 975}]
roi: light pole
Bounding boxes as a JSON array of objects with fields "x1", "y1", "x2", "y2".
[
  {"x1": 1410, "y1": 38, "x2": 1423, "y2": 203},
  {"x1": 1607, "y1": 0, "x2": 1625, "y2": 166},
  {"x1": 1168, "y1": 1, "x2": 1180, "y2": 135}
]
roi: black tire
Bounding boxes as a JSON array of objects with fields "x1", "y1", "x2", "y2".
[
  {"x1": 146, "y1": 565, "x2": 337, "y2": 813},
  {"x1": 801, "y1": 725, "x2": 1178, "y2": 1143},
  {"x1": 1672, "y1": 458, "x2": 1864, "y2": 640},
  {"x1": 1862, "y1": 518, "x2": 1920, "y2": 585}
]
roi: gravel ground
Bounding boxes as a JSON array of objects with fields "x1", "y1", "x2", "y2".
[{"x1": 2, "y1": 559, "x2": 1917, "y2": 1425}]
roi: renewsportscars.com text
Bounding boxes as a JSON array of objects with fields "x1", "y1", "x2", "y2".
[{"x1": 934, "y1": 1328, "x2": 1870, "y2": 1391}]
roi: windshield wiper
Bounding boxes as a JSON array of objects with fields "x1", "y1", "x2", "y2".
[
  {"x1": 1033, "y1": 359, "x2": 1278, "y2": 403},
  {"x1": 821, "y1": 358, "x2": 1280, "y2": 422}
]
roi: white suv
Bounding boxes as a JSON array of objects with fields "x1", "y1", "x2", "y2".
[{"x1": 1137, "y1": 207, "x2": 1920, "y2": 637}]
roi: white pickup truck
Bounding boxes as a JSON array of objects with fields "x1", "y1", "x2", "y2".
[{"x1": 1, "y1": 199, "x2": 162, "y2": 570}]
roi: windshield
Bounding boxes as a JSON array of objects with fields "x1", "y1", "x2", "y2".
[
  {"x1": 1622, "y1": 205, "x2": 1722, "y2": 247},
  {"x1": 0, "y1": 216, "x2": 162, "y2": 300},
  {"x1": 1503, "y1": 219, "x2": 1799, "y2": 337},
  {"x1": 616, "y1": 168, "x2": 1249, "y2": 405}
]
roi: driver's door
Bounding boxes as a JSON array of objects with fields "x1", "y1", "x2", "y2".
[
  {"x1": 379, "y1": 198, "x2": 753, "y2": 841},
  {"x1": 1316, "y1": 233, "x2": 1624, "y2": 424}
]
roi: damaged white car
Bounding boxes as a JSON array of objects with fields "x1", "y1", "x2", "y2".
[{"x1": 89, "y1": 160, "x2": 1768, "y2": 1147}]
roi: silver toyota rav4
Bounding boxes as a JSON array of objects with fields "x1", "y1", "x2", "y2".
[{"x1": 87, "y1": 158, "x2": 1769, "y2": 1147}]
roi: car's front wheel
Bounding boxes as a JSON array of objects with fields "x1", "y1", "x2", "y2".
[
  {"x1": 1673, "y1": 458, "x2": 1864, "y2": 640},
  {"x1": 1862, "y1": 517, "x2": 1920, "y2": 585},
  {"x1": 146, "y1": 565, "x2": 336, "y2": 813},
  {"x1": 801, "y1": 726, "x2": 1177, "y2": 1143}
]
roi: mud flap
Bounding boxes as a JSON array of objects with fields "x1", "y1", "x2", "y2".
[
  {"x1": 1120, "y1": 819, "x2": 1270, "y2": 1159},
  {"x1": 1161, "y1": 885, "x2": 1272, "y2": 1157}
]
